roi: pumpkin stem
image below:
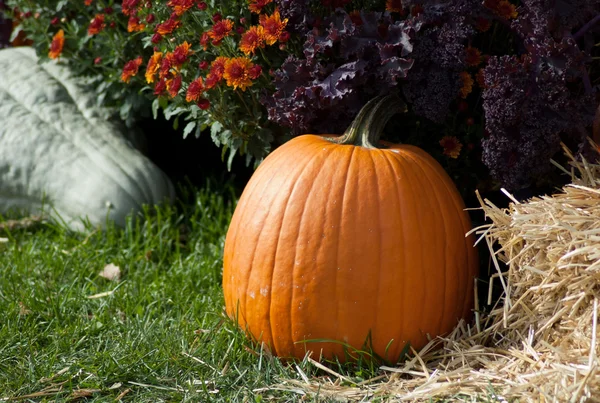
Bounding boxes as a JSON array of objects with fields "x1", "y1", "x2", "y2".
[{"x1": 328, "y1": 95, "x2": 407, "y2": 148}]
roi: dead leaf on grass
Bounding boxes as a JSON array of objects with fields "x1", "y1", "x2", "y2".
[
  {"x1": 99, "y1": 263, "x2": 121, "y2": 281},
  {"x1": 69, "y1": 388, "x2": 100, "y2": 399},
  {"x1": 18, "y1": 302, "x2": 31, "y2": 316}
]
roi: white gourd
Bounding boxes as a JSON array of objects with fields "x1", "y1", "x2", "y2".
[{"x1": 0, "y1": 47, "x2": 175, "y2": 230}]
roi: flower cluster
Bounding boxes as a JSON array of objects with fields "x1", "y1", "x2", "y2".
[{"x1": 4, "y1": 0, "x2": 600, "y2": 196}]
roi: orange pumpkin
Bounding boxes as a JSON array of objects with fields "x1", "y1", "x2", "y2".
[{"x1": 223, "y1": 95, "x2": 479, "y2": 363}]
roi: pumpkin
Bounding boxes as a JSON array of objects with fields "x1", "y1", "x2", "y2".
[
  {"x1": 0, "y1": 47, "x2": 174, "y2": 230},
  {"x1": 223, "y1": 95, "x2": 479, "y2": 363}
]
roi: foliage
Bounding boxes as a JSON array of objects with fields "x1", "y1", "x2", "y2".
[{"x1": 2, "y1": 0, "x2": 600, "y2": 191}]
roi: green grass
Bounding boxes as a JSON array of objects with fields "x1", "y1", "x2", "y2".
[{"x1": 0, "y1": 181, "x2": 383, "y2": 402}]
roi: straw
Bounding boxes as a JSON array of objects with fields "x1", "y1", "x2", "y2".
[{"x1": 265, "y1": 142, "x2": 600, "y2": 402}]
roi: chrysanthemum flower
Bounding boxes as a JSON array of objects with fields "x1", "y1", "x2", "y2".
[
  {"x1": 121, "y1": 0, "x2": 140, "y2": 15},
  {"x1": 159, "y1": 53, "x2": 176, "y2": 80},
  {"x1": 167, "y1": 0, "x2": 194, "y2": 16},
  {"x1": 239, "y1": 25, "x2": 265, "y2": 55},
  {"x1": 197, "y1": 98, "x2": 210, "y2": 110},
  {"x1": 475, "y1": 17, "x2": 492, "y2": 32},
  {"x1": 248, "y1": 0, "x2": 272, "y2": 14},
  {"x1": 495, "y1": 0, "x2": 517, "y2": 19},
  {"x1": 209, "y1": 56, "x2": 228, "y2": 80},
  {"x1": 84, "y1": 0, "x2": 93, "y2": 6},
  {"x1": 127, "y1": 16, "x2": 145, "y2": 32},
  {"x1": 475, "y1": 69, "x2": 486, "y2": 89},
  {"x1": 154, "y1": 79, "x2": 166, "y2": 95},
  {"x1": 156, "y1": 18, "x2": 181, "y2": 35},
  {"x1": 459, "y1": 71, "x2": 474, "y2": 99},
  {"x1": 259, "y1": 10, "x2": 288, "y2": 45},
  {"x1": 121, "y1": 56, "x2": 143, "y2": 83},
  {"x1": 186, "y1": 77, "x2": 205, "y2": 102},
  {"x1": 166, "y1": 74, "x2": 182, "y2": 98},
  {"x1": 223, "y1": 57, "x2": 255, "y2": 91},
  {"x1": 173, "y1": 41, "x2": 192, "y2": 65},
  {"x1": 208, "y1": 19, "x2": 233, "y2": 42},
  {"x1": 385, "y1": 0, "x2": 403, "y2": 13},
  {"x1": 200, "y1": 32, "x2": 210, "y2": 50},
  {"x1": 48, "y1": 29, "x2": 65, "y2": 59},
  {"x1": 145, "y1": 52, "x2": 162, "y2": 83},
  {"x1": 88, "y1": 14, "x2": 106, "y2": 35},
  {"x1": 464, "y1": 46, "x2": 481, "y2": 67},
  {"x1": 439, "y1": 136, "x2": 463, "y2": 158}
]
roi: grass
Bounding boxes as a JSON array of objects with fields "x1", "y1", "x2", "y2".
[{"x1": 0, "y1": 180, "x2": 383, "y2": 402}]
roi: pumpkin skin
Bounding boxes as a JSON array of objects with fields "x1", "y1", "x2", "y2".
[{"x1": 223, "y1": 96, "x2": 478, "y2": 363}]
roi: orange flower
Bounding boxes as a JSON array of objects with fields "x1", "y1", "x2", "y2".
[
  {"x1": 259, "y1": 10, "x2": 288, "y2": 45},
  {"x1": 239, "y1": 25, "x2": 265, "y2": 55},
  {"x1": 200, "y1": 32, "x2": 210, "y2": 50},
  {"x1": 173, "y1": 41, "x2": 192, "y2": 65},
  {"x1": 167, "y1": 0, "x2": 194, "y2": 16},
  {"x1": 159, "y1": 52, "x2": 176, "y2": 80},
  {"x1": 209, "y1": 56, "x2": 228, "y2": 80},
  {"x1": 186, "y1": 77, "x2": 205, "y2": 102},
  {"x1": 121, "y1": 0, "x2": 140, "y2": 16},
  {"x1": 475, "y1": 68, "x2": 486, "y2": 89},
  {"x1": 166, "y1": 74, "x2": 182, "y2": 98},
  {"x1": 223, "y1": 57, "x2": 255, "y2": 91},
  {"x1": 464, "y1": 46, "x2": 482, "y2": 67},
  {"x1": 386, "y1": 0, "x2": 403, "y2": 13},
  {"x1": 48, "y1": 29, "x2": 65, "y2": 59},
  {"x1": 145, "y1": 52, "x2": 163, "y2": 84},
  {"x1": 475, "y1": 17, "x2": 492, "y2": 32},
  {"x1": 156, "y1": 18, "x2": 181, "y2": 35},
  {"x1": 208, "y1": 19, "x2": 233, "y2": 42},
  {"x1": 248, "y1": 0, "x2": 272, "y2": 14},
  {"x1": 127, "y1": 16, "x2": 146, "y2": 32},
  {"x1": 84, "y1": 0, "x2": 93, "y2": 5},
  {"x1": 121, "y1": 56, "x2": 143, "y2": 83},
  {"x1": 439, "y1": 136, "x2": 463, "y2": 159},
  {"x1": 88, "y1": 14, "x2": 106, "y2": 35},
  {"x1": 459, "y1": 71, "x2": 474, "y2": 99},
  {"x1": 496, "y1": 0, "x2": 518, "y2": 19}
]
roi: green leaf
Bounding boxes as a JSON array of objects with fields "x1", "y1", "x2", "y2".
[
  {"x1": 183, "y1": 121, "x2": 196, "y2": 139},
  {"x1": 152, "y1": 98, "x2": 160, "y2": 120}
]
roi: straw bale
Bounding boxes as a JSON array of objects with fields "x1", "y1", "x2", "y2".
[{"x1": 265, "y1": 143, "x2": 600, "y2": 402}]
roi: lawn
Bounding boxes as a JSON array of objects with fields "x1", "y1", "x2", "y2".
[{"x1": 1, "y1": 181, "x2": 378, "y2": 402}]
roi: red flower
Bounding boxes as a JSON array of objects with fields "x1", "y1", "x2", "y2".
[
  {"x1": 200, "y1": 32, "x2": 210, "y2": 50},
  {"x1": 259, "y1": 10, "x2": 288, "y2": 45},
  {"x1": 121, "y1": 0, "x2": 140, "y2": 16},
  {"x1": 186, "y1": 77, "x2": 205, "y2": 102},
  {"x1": 197, "y1": 98, "x2": 210, "y2": 110},
  {"x1": 385, "y1": 0, "x2": 403, "y2": 13},
  {"x1": 94, "y1": 57, "x2": 102, "y2": 64},
  {"x1": 146, "y1": 14, "x2": 155, "y2": 23},
  {"x1": 166, "y1": 74, "x2": 182, "y2": 98},
  {"x1": 151, "y1": 33, "x2": 162, "y2": 43},
  {"x1": 209, "y1": 57, "x2": 228, "y2": 80},
  {"x1": 154, "y1": 79, "x2": 166, "y2": 95},
  {"x1": 208, "y1": 19, "x2": 233, "y2": 42},
  {"x1": 167, "y1": 0, "x2": 194, "y2": 16},
  {"x1": 127, "y1": 16, "x2": 146, "y2": 32},
  {"x1": 199, "y1": 60, "x2": 209, "y2": 70},
  {"x1": 88, "y1": 14, "x2": 106, "y2": 35},
  {"x1": 84, "y1": 0, "x2": 93, "y2": 5},
  {"x1": 239, "y1": 25, "x2": 265, "y2": 55},
  {"x1": 50, "y1": 17, "x2": 60, "y2": 25},
  {"x1": 121, "y1": 56, "x2": 143, "y2": 83},
  {"x1": 48, "y1": 29, "x2": 65, "y2": 59},
  {"x1": 439, "y1": 136, "x2": 463, "y2": 158},
  {"x1": 156, "y1": 18, "x2": 181, "y2": 35},
  {"x1": 204, "y1": 73, "x2": 220, "y2": 89},
  {"x1": 197, "y1": 2, "x2": 207, "y2": 10},
  {"x1": 248, "y1": 0, "x2": 272, "y2": 14},
  {"x1": 464, "y1": 46, "x2": 482, "y2": 67},
  {"x1": 173, "y1": 41, "x2": 192, "y2": 65},
  {"x1": 248, "y1": 64, "x2": 262, "y2": 79},
  {"x1": 159, "y1": 53, "x2": 176, "y2": 79}
]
